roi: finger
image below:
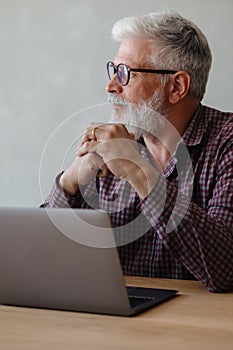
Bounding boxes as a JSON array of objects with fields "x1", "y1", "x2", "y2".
[
  {"x1": 86, "y1": 123, "x2": 105, "y2": 140},
  {"x1": 85, "y1": 126, "x2": 99, "y2": 141},
  {"x1": 80, "y1": 134, "x2": 90, "y2": 145},
  {"x1": 77, "y1": 140, "x2": 98, "y2": 156}
]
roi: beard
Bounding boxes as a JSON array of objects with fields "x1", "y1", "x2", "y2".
[{"x1": 108, "y1": 89, "x2": 168, "y2": 140}]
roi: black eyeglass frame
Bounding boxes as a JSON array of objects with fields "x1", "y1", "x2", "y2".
[{"x1": 107, "y1": 61, "x2": 178, "y2": 86}]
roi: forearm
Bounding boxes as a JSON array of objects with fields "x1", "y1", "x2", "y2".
[{"x1": 127, "y1": 159, "x2": 159, "y2": 199}]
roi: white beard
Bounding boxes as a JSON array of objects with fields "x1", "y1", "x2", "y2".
[{"x1": 108, "y1": 90, "x2": 167, "y2": 140}]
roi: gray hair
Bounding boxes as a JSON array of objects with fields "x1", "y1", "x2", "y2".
[{"x1": 111, "y1": 10, "x2": 212, "y2": 100}]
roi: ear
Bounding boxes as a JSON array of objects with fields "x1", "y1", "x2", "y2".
[{"x1": 168, "y1": 71, "x2": 191, "y2": 104}]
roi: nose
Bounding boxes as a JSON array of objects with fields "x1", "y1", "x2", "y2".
[{"x1": 106, "y1": 74, "x2": 123, "y2": 94}]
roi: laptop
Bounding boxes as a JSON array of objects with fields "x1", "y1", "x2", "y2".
[{"x1": 0, "y1": 207, "x2": 178, "y2": 316}]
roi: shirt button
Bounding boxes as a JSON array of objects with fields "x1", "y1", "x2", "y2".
[{"x1": 144, "y1": 269, "x2": 150, "y2": 276}]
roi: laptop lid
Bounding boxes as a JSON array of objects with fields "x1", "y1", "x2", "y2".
[{"x1": 0, "y1": 207, "x2": 178, "y2": 316}]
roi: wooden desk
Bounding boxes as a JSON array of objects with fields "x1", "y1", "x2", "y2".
[{"x1": 0, "y1": 277, "x2": 232, "y2": 350}]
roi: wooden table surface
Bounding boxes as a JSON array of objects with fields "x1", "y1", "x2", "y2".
[{"x1": 0, "y1": 276, "x2": 232, "y2": 350}]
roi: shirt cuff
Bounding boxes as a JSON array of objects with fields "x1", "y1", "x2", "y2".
[{"x1": 46, "y1": 172, "x2": 84, "y2": 208}]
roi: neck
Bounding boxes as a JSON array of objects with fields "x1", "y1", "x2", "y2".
[
  {"x1": 167, "y1": 99, "x2": 199, "y2": 136},
  {"x1": 144, "y1": 136, "x2": 173, "y2": 171},
  {"x1": 144, "y1": 98, "x2": 199, "y2": 170}
]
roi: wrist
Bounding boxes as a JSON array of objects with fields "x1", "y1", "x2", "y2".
[
  {"x1": 59, "y1": 172, "x2": 79, "y2": 195},
  {"x1": 127, "y1": 161, "x2": 159, "y2": 199}
]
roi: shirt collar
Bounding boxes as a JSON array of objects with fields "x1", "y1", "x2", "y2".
[
  {"x1": 182, "y1": 103, "x2": 205, "y2": 146},
  {"x1": 164, "y1": 104, "x2": 205, "y2": 178},
  {"x1": 140, "y1": 104, "x2": 205, "y2": 177}
]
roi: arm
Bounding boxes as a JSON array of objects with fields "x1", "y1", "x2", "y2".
[
  {"x1": 43, "y1": 172, "x2": 86, "y2": 208},
  {"x1": 78, "y1": 123, "x2": 160, "y2": 199},
  {"x1": 139, "y1": 139, "x2": 233, "y2": 292},
  {"x1": 43, "y1": 136, "x2": 109, "y2": 208}
]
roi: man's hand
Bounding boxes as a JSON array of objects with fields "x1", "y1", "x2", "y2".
[
  {"x1": 78, "y1": 123, "x2": 159, "y2": 198},
  {"x1": 59, "y1": 151, "x2": 108, "y2": 195},
  {"x1": 78, "y1": 123, "x2": 134, "y2": 178}
]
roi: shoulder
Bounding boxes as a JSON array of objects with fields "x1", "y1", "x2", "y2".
[
  {"x1": 202, "y1": 105, "x2": 233, "y2": 139},
  {"x1": 183, "y1": 104, "x2": 232, "y2": 148},
  {"x1": 200, "y1": 106, "x2": 233, "y2": 163}
]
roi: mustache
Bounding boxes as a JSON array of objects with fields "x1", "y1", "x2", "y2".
[{"x1": 108, "y1": 95, "x2": 127, "y2": 106}]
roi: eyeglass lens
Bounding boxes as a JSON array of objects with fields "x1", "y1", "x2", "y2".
[
  {"x1": 107, "y1": 62, "x2": 128, "y2": 86},
  {"x1": 118, "y1": 64, "x2": 128, "y2": 85}
]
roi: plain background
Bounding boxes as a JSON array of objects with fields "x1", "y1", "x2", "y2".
[{"x1": 0, "y1": 0, "x2": 232, "y2": 207}]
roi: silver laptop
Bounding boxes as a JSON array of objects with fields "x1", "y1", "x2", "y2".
[{"x1": 0, "y1": 207, "x2": 178, "y2": 316}]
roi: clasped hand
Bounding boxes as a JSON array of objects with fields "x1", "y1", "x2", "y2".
[
  {"x1": 78, "y1": 122, "x2": 141, "y2": 179},
  {"x1": 60, "y1": 122, "x2": 159, "y2": 198}
]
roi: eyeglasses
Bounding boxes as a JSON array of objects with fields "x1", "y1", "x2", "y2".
[{"x1": 107, "y1": 61, "x2": 177, "y2": 86}]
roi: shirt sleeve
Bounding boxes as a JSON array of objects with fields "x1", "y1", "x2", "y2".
[
  {"x1": 138, "y1": 142, "x2": 233, "y2": 293},
  {"x1": 42, "y1": 172, "x2": 100, "y2": 210},
  {"x1": 42, "y1": 172, "x2": 85, "y2": 208}
]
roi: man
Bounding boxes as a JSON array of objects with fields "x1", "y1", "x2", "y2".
[{"x1": 44, "y1": 10, "x2": 233, "y2": 292}]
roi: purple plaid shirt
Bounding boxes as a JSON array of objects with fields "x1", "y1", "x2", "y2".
[{"x1": 45, "y1": 104, "x2": 233, "y2": 292}]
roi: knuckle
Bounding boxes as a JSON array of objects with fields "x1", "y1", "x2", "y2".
[
  {"x1": 106, "y1": 124, "x2": 119, "y2": 138},
  {"x1": 82, "y1": 142, "x2": 89, "y2": 151},
  {"x1": 106, "y1": 130, "x2": 114, "y2": 139},
  {"x1": 111, "y1": 124, "x2": 119, "y2": 132}
]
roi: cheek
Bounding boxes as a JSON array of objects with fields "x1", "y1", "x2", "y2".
[{"x1": 124, "y1": 85, "x2": 156, "y2": 104}]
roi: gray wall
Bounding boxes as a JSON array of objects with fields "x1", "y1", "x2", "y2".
[{"x1": 0, "y1": 0, "x2": 232, "y2": 207}]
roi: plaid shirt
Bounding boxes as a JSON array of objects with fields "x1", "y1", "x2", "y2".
[{"x1": 45, "y1": 104, "x2": 233, "y2": 292}]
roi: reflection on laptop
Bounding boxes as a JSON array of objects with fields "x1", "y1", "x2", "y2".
[{"x1": 0, "y1": 207, "x2": 178, "y2": 316}]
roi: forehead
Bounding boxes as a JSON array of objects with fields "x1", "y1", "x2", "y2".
[{"x1": 114, "y1": 38, "x2": 156, "y2": 66}]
